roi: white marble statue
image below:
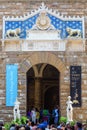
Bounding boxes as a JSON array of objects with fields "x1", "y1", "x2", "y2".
[
  {"x1": 66, "y1": 96, "x2": 73, "y2": 122},
  {"x1": 6, "y1": 28, "x2": 21, "y2": 38},
  {"x1": 66, "y1": 27, "x2": 82, "y2": 38},
  {"x1": 13, "y1": 98, "x2": 20, "y2": 121}
]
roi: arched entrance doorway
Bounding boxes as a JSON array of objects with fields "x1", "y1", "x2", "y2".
[
  {"x1": 19, "y1": 52, "x2": 66, "y2": 116},
  {"x1": 27, "y1": 63, "x2": 60, "y2": 112}
]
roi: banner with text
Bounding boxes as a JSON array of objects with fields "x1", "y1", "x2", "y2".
[
  {"x1": 70, "y1": 66, "x2": 81, "y2": 107},
  {"x1": 6, "y1": 64, "x2": 18, "y2": 106}
]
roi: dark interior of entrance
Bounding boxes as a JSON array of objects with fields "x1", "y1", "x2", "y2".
[{"x1": 27, "y1": 63, "x2": 60, "y2": 113}]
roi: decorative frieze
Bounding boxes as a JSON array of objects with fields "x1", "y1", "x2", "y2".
[{"x1": 3, "y1": 3, "x2": 84, "y2": 41}]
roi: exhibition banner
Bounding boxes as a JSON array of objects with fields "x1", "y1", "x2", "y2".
[
  {"x1": 70, "y1": 66, "x2": 81, "y2": 107},
  {"x1": 6, "y1": 64, "x2": 18, "y2": 106}
]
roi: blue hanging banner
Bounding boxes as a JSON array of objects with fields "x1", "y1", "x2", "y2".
[{"x1": 6, "y1": 64, "x2": 18, "y2": 106}]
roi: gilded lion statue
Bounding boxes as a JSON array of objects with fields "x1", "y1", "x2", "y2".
[
  {"x1": 6, "y1": 28, "x2": 21, "y2": 38},
  {"x1": 66, "y1": 27, "x2": 82, "y2": 38}
]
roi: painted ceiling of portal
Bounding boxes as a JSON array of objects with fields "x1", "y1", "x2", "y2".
[{"x1": 4, "y1": 4, "x2": 83, "y2": 39}]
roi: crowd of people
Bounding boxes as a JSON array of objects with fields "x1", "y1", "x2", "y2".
[
  {"x1": 9, "y1": 105, "x2": 87, "y2": 130},
  {"x1": 9, "y1": 117, "x2": 87, "y2": 130},
  {"x1": 27, "y1": 105, "x2": 59, "y2": 126}
]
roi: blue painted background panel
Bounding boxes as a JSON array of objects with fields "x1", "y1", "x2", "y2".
[
  {"x1": 6, "y1": 64, "x2": 18, "y2": 106},
  {"x1": 4, "y1": 13, "x2": 83, "y2": 39},
  {"x1": 5, "y1": 14, "x2": 39, "y2": 39}
]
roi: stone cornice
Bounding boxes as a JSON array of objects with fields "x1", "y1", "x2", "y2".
[
  {"x1": 3, "y1": 3, "x2": 84, "y2": 20},
  {"x1": 0, "y1": 0, "x2": 85, "y2": 2},
  {"x1": 2, "y1": 38, "x2": 85, "y2": 52}
]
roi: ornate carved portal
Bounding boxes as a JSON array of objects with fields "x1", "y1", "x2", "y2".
[
  {"x1": 3, "y1": 3, "x2": 85, "y2": 52},
  {"x1": 27, "y1": 64, "x2": 60, "y2": 112}
]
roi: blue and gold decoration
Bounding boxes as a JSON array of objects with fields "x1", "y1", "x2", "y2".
[{"x1": 3, "y1": 3, "x2": 84, "y2": 39}]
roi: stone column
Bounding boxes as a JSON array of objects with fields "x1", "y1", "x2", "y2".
[{"x1": 34, "y1": 77, "x2": 41, "y2": 109}]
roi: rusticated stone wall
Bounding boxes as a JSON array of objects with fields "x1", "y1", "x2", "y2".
[
  {"x1": 0, "y1": 51, "x2": 87, "y2": 122},
  {"x1": 0, "y1": 0, "x2": 87, "y2": 122}
]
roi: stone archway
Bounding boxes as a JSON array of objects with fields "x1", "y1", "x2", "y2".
[
  {"x1": 27, "y1": 63, "x2": 60, "y2": 111},
  {"x1": 19, "y1": 52, "x2": 66, "y2": 115},
  {"x1": 20, "y1": 52, "x2": 66, "y2": 73}
]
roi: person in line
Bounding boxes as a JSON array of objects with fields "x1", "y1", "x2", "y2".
[
  {"x1": 25, "y1": 119, "x2": 31, "y2": 130},
  {"x1": 74, "y1": 122, "x2": 82, "y2": 130},
  {"x1": 54, "y1": 105, "x2": 59, "y2": 126},
  {"x1": 31, "y1": 108, "x2": 36, "y2": 124},
  {"x1": 36, "y1": 108, "x2": 40, "y2": 124}
]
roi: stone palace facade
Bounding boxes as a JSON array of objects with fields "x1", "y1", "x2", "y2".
[{"x1": 0, "y1": 0, "x2": 87, "y2": 122}]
